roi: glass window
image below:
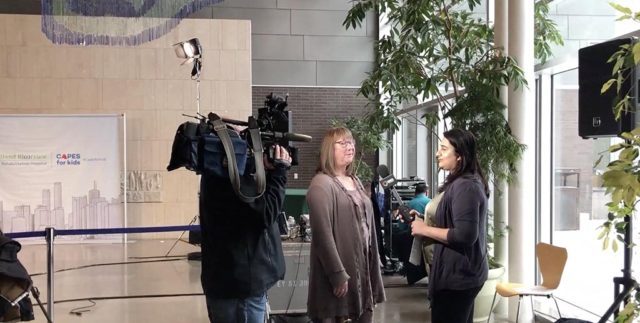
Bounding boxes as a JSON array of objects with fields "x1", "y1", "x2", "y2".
[
  {"x1": 544, "y1": 67, "x2": 640, "y2": 320},
  {"x1": 401, "y1": 111, "x2": 418, "y2": 178}
]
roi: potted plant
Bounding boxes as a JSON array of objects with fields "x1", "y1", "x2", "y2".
[
  {"x1": 473, "y1": 211, "x2": 507, "y2": 322},
  {"x1": 343, "y1": 0, "x2": 563, "y2": 321}
]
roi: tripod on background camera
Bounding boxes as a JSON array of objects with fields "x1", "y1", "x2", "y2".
[{"x1": 598, "y1": 214, "x2": 638, "y2": 323}]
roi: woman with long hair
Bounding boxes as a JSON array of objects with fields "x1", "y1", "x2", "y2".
[
  {"x1": 306, "y1": 127, "x2": 385, "y2": 323},
  {"x1": 411, "y1": 128, "x2": 489, "y2": 323}
]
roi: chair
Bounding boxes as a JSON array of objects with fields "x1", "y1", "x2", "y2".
[{"x1": 486, "y1": 242, "x2": 568, "y2": 323}]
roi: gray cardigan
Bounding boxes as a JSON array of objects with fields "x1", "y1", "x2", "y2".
[
  {"x1": 306, "y1": 173, "x2": 385, "y2": 319},
  {"x1": 429, "y1": 174, "x2": 489, "y2": 297}
]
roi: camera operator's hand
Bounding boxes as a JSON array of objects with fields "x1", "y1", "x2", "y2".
[{"x1": 264, "y1": 145, "x2": 292, "y2": 170}]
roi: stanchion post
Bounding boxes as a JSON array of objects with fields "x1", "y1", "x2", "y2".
[{"x1": 45, "y1": 227, "x2": 55, "y2": 322}]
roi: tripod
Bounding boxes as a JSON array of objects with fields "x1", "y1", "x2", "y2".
[
  {"x1": 598, "y1": 214, "x2": 638, "y2": 323},
  {"x1": 31, "y1": 286, "x2": 52, "y2": 323}
]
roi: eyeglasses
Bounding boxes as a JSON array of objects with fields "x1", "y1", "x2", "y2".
[{"x1": 335, "y1": 140, "x2": 355, "y2": 148}]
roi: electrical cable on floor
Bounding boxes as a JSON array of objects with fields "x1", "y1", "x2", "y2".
[
  {"x1": 39, "y1": 292, "x2": 206, "y2": 307},
  {"x1": 127, "y1": 254, "x2": 189, "y2": 259},
  {"x1": 269, "y1": 314, "x2": 312, "y2": 323},
  {"x1": 69, "y1": 299, "x2": 96, "y2": 316},
  {"x1": 28, "y1": 257, "x2": 187, "y2": 277},
  {"x1": 283, "y1": 237, "x2": 304, "y2": 314},
  {"x1": 382, "y1": 283, "x2": 428, "y2": 288}
]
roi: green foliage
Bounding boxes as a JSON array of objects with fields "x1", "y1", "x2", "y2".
[
  {"x1": 534, "y1": 0, "x2": 565, "y2": 64},
  {"x1": 343, "y1": 0, "x2": 562, "y2": 270},
  {"x1": 344, "y1": 0, "x2": 527, "y2": 187},
  {"x1": 597, "y1": 4, "x2": 640, "y2": 322}
]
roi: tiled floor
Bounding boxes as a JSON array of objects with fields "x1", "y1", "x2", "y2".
[{"x1": 17, "y1": 239, "x2": 510, "y2": 323}]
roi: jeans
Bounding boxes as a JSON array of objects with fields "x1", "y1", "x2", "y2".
[{"x1": 205, "y1": 293, "x2": 267, "y2": 323}]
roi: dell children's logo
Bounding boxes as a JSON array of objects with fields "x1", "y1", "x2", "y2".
[{"x1": 56, "y1": 153, "x2": 81, "y2": 165}]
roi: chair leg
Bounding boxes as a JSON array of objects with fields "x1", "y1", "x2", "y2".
[
  {"x1": 551, "y1": 295, "x2": 562, "y2": 318},
  {"x1": 530, "y1": 296, "x2": 534, "y2": 316},
  {"x1": 486, "y1": 291, "x2": 498, "y2": 323},
  {"x1": 516, "y1": 296, "x2": 522, "y2": 323}
]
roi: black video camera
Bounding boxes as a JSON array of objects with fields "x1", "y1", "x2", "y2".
[
  {"x1": 257, "y1": 93, "x2": 299, "y2": 165},
  {"x1": 220, "y1": 93, "x2": 311, "y2": 166}
]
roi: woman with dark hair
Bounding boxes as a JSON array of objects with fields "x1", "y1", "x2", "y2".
[
  {"x1": 410, "y1": 128, "x2": 489, "y2": 323},
  {"x1": 306, "y1": 127, "x2": 385, "y2": 323}
]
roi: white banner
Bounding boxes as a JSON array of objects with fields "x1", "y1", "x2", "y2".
[{"x1": 0, "y1": 115, "x2": 123, "y2": 237}]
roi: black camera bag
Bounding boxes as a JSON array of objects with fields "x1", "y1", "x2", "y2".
[
  {"x1": 166, "y1": 121, "x2": 207, "y2": 173},
  {"x1": 167, "y1": 115, "x2": 266, "y2": 203}
]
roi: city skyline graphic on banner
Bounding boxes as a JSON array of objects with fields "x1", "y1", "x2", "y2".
[
  {"x1": 0, "y1": 115, "x2": 122, "y2": 237},
  {"x1": 0, "y1": 180, "x2": 122, "y2": 234}
]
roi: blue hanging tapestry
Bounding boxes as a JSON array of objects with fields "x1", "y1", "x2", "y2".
[{"x1": 41, "y1": 0, "x2": 224, "y2": 46}]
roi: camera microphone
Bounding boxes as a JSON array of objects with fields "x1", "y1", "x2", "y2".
[
  {"x1": 220, "y1": 117, "x2": 248, "y2": 126},
  {"x1": 377, "y1": 164, "x2": 414, "y2": 223},
  {"x1": 261, "y1": 131, "x2": 312, "y2": 143},
  {"x1": 282, "y1": 132, "x2": 312, "y2": 142}
]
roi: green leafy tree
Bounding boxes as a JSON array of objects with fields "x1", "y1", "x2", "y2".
[
  {"x1": 342, "y1": 0, "x2": 562, "y2": 271},
  {"x1": 344, "y1": 0, "x2": 527, "y2": 187},
  {"x1": 343, "y1": 0, "x2": 531, "y2": 273},
  {"x1": 535, "y1": 0, "x2": 565, "y2": 64},
  {"x1": 341, "y1": 0, "x2": 563, "y2": 186}
]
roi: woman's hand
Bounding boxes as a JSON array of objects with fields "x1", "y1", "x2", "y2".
[
  {"x1": 411, "y1": 219, "x2": 429, "y2": 237},
  {"x1": 409, "y1": 209, "x2": 422, "y2": 218},
  {"x1": 333, "y1": 281, "x2": 348, "y2": 298}
]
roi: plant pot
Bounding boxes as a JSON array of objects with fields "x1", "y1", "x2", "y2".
[{"x1": 473, "y1": 265, "x2": 506, "y2": 322}]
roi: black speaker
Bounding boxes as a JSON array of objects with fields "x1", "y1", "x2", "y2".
[{"x1": 578, "y1": 37, "x2": 639, "y2": 139}]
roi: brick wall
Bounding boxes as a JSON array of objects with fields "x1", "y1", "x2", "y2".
[{"x1": 253, "y1": 86, "x2": 376, "y2": 188}]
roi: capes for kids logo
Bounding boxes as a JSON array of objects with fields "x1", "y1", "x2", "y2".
[{"x1": 56, "y1": 153, "x2": 81, "y2": 166}]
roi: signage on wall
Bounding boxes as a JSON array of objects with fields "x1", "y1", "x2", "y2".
[{"x1": 0, "y1": 115, "x2": 123, "y2": 239}]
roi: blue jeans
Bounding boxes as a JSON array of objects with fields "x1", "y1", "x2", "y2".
[{"x1": 205, "y1": 293, "x2": 267, "y2": 323}]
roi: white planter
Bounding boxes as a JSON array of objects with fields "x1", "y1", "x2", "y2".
[{"x1": 473, "y1": 265, "x2": 506, "y2": 322}]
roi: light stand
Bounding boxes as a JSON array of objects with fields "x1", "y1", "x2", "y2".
[
  {"x1": 172, "y1": 38, "x2": 204, "y2": 261},
  {"x1": 598, "y1": 213, "x2": 638, "y2": 322},
  {"x1": 598, "y1": 138, "x2": 639, "y2": 322},
  {"x1": 173, "y1": 38, "x2": 203, "y2": 114},
  {"x1": 192, "y1": 59, "x2": 202, "y2": 115}
]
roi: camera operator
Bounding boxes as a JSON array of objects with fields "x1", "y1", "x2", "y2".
[{"x1": 199, "y1": 144, "x2": 292, "y2": 323}]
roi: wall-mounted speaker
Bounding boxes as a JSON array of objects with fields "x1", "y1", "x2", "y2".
[{"x1": 578, "y1": 37, "x2": 639, "y2": 139}]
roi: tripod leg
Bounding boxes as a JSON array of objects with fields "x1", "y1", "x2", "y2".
[
  {"x1": 30, "y1": 286, "x2": 53, "y2": 323},
  {"x1": 165, "y1": 215, "x2": 198, "y2": 257},
  {"x1": 598, "y1": 283, "x2": 636, "y2": 323}
]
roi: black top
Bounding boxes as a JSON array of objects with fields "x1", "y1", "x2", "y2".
[
  {"x1": 199, "y1": 166, "x2": 288, "y2": 298},
  {"x1": 429, "y1": 174, "x2": 488, "y2": 296}
]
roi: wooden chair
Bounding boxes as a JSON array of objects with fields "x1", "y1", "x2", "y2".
[{"x1": 486, "y1": 242, "x2": 568, "y2": 322}]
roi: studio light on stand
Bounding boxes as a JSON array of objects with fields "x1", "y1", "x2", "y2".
[
  {"x1": 173, "y1": 38, "x2": 203, "y2": 114},
  {"x1": 173, "y1": 38, "x2": 204, "y2": 261}
]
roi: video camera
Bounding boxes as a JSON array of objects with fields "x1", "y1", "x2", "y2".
[
  {"x1": 220, "y1": 93, "x2": 311, "y2": 166},
  {"x1": 167, "y1": 93, "x2": 311, "y2": 180}
]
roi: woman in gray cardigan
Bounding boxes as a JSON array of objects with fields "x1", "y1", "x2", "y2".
[
  {"x1": 306, "y1": 127, "x2": 385, "y2": 323},
  {"x1": 411, "y1": 128, "x2": 489, "y2": 323}
]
